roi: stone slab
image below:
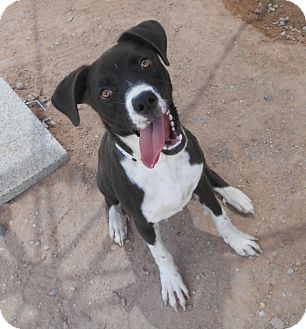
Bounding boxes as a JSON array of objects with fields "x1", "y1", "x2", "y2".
[{"x1": 0, "y1": 77, "x2": 68, "y2": 206}]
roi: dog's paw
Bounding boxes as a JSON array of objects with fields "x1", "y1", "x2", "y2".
[
  {"x1": 159, "y1": 263, "x2": 189, "y2": 311},
  {"x1": 108, "y1": 205, "x2": 128, "y2": 246},
  {"x1": 214, "y1": 186, "x2": 254, "y2": 214},
  {"x1": 223, "y1": 226, "x2": 262, "y2": 256}
]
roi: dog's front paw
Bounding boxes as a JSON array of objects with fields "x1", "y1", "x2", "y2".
[
  {"x1": 215, "y1": 186, "x2": 254, "y2": 214},
  {"x1": 108, "y1": 205, "x2": 128, "y2": 246},
  {"x1": 223, "y1": 227, "x2": 262, "y2": 257},
  {"x1": 159, "y1": 263, "x2": 189, "y2": 311}
]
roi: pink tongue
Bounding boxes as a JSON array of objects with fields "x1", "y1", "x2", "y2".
[{"x1": 140, "y1": 116, "x2": 166, "y2": 168}]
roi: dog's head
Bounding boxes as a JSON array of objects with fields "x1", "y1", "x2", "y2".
[{"x1": 52, "y1": 20, "x2": 186, "y2": 168}]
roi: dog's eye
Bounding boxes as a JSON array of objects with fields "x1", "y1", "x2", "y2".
[
  {"x1": 140, "y1": 58, "x2": 152, "y2": 69},
  {"x1": 101, "y1": 89, "x2": 112, "y2": 99}
]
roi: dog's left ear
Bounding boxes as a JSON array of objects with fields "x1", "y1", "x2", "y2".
[{"x1": 118, "y1": 20, "x2": 170, "y2": 66}]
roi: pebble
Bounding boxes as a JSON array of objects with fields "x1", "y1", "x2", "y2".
[
  {"x1": 270, "y1": 317, "x2": 284, "y2": 329},
  {"x1": 273, "y1": 4, "x2": 279, "y2": 9},
  {"x1": 303, "y1": 26, "x2": 306, "y2": 33},
  {"x1": 281, "y1": 31, "x2": 286, "y2": 37},
  {"x1": 267, "y1": 3, "x2": 273, "y2": 8},
  {"x1": 15, "y1": 81, "x2": 24, "y2": 90},
  {"x1": 264, "y1": 95, "x2": 273, "y2": 101},
  {"x1": 255, "y1": 8, "x2": 262, "y2": 15},
  {"x1": 65, "y1": 13, "x2": 74, "y2": 23},
  {"x1": 287, "y1": 268, "x2": 294, "y2": 275},
  {"x1": 110, "y1": 244, "x2": 119, "y2": 251},
  {"x1": 269, "y1": 7, "x2": 276, "y2": 12},
  {"x1": 48, "y1": 287, "x2": 59, "y2": 296},
  {"x1": 279, "y1": 21, "x2": 285, "y2": 26},
  {"x1": 259, "y1": 310, "x2": 265, "y2": 317},
  {"x1": 0, "y1": 224, "x2": 7, "y2": 237},
  {"x1": 43, "y1": 245, "x2": 50, "y2": 251}
]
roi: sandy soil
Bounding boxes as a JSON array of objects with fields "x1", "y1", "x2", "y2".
[{"x1": 0, "y1": 0, "x2": 305, "y2": 328}]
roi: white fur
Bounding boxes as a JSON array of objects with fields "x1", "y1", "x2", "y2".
[
  {"x1": 204, "y1": 206, "x2": 262, "y2": 256},
  {"x1": 109, "y1": 204, "x2": 128, "y2": 246},
  {"x1": 214, "y1": 186, "x2": 254, "y2": 214},
  {"x1": 119, "y1": 134, "x2": 203, "y2": 223},
  {"x1": 148, "y1": 224, "x2": 189, "y2": 310},
  {"x1": 125, "y1": 83, "x2": 167, "y2": 129}
]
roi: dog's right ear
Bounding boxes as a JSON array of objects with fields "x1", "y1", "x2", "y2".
[{"x1": 51, "y1": 65, "x2": 90, "y2": 127}]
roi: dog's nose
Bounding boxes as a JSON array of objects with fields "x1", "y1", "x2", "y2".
[{"x1": 132, "y1": 91, "x2": 158, "y2": 114}]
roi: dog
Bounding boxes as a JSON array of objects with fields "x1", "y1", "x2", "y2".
[{"x1": 51, "y1": 20, "x2": 262, "y2": 311}]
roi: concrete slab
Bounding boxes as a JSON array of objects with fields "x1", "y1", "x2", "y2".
[{"x1": 0, "y1": 77, "x2": 68, "y2": 206}]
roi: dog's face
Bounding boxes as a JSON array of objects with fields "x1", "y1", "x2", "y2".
[{"x1": 52, "y1": 21, "x2": 186, "y2": 168}]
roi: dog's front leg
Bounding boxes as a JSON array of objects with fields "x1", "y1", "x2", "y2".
[
  {"x1": 194, "y1": 172, "x2": 262, "y2": 257},
  {"x1": 134, "y1": 220, "x2": 189, "y2": 311}
]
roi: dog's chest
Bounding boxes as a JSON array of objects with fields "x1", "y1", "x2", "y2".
[{"x1": 120, "y1": 150, "x2": 203, "y2": 222}]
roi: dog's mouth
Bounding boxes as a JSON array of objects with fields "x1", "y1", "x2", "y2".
[{"x1": 138, "y1": 108, "x2": 185, "y2": 169}]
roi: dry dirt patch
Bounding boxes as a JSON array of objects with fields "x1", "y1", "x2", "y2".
[{"x1": 224, "y1": 0, "x2": 306, "y2": 42}]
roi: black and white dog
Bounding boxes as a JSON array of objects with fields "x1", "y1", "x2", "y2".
[{"x1": 52, "y1": 20, "x2": 262, "y2": 311}]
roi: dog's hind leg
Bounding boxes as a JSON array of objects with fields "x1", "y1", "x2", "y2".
[
  {"x1": 206, "y1": 167, "x2": 254, "y2": 214},
  {"x1": 194, "y1": 172, "x2": 262, "y2": 257},
  {"x1": 134, "y1": 220, "x2": 189, "y2": 311}
]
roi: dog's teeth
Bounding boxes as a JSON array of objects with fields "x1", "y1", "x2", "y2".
[
  {"x1": 171, "y1": 126, "x2": 175, "y2": 132},
  {"x1": 166, "y1": 110, "x2": 170, "y2": 115},
  {"x1": 168, "y1": 114, "x2": 173, "y2": 120},
  {"x1": 178, "y1": 134, "x2": 182, "y2": 141},
  {"x1": 170, "y1": 121, "x2": 175, "y2": 127}
]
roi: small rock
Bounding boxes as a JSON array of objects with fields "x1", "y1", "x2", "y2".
[
  {"x1": 267, "y1": 3, "x2": 273, "y2": 8},
  {"x1": 255, "y1": 8, "x2": 262, "y2": 15},
  {"x1": 260, "y1": 302, "x2": 265, "y2": 308},
  {"x1": 43, "y1": 245, "x2": 50, "y2": 251},
  {"x1": 269, "y1": 7, "x2": 276, "y2": 12},
  {"x1": 270, "y1": 317, "x2": 284, "y2": 329},
  {"x1": 281, "y1": 31, "x2": 286, "y2": 37},
  {"x1": 279, "y1": 21, "x2": 285, "y2": 26},
  {"x1": 15, "y1": 81, "x2": 24, "y2": 90},
  {"x1": 65, "y1": 13, "x2": 74, "y2": 23},
  {"x1": 110, "y1": 244, "x2": 119, "y2": 251},
  {"x1": 259, "y1": 310, "x2": 265, "y2": 317},
  {"x1": 0, "y1": 224, "x2": 7, "y2": 237},
  {"x1": 287, "y1": 268, "x2": 294, "y2": 275},
  {"x1": 273, "y1": 4, "x2": 279, "y2": 9},
  {"x1": 264, "y1": 95, "x2": 273, "y2": 101},
  {"x1": 48, "y1": 287, "x2": 59, "y2": 296},
  {"x1": 120, "y1": 297, "x2": 127, "y2": 305},
  {"x1": 195, "y1": 274, "x2": 201, "y2": 281},
  {"x1": 279, "y1": 17, "x2": 285, "y2": 21},
  {"x1": 303, "y1": 26, "x2": 306, "y2": 33},
  {"x1": 285, "y1": 17, "x2": 289, "y2": 22}
]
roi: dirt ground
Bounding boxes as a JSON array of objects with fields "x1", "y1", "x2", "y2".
[{"x1": 0, "y1": 0, "x2": 306, "y2": 328}]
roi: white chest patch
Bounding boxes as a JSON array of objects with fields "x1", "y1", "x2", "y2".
[{"x1": 120, "y1": 150, "x2": 203, "y2": 223}]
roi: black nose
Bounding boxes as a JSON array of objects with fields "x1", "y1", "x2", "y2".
[{"x1": 132, "y1": 91, "x2": 158, "y2": 114}]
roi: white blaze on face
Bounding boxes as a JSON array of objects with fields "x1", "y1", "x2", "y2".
[{"x1": 125, "y1": 83, "x2": 167, "y2": 130}]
